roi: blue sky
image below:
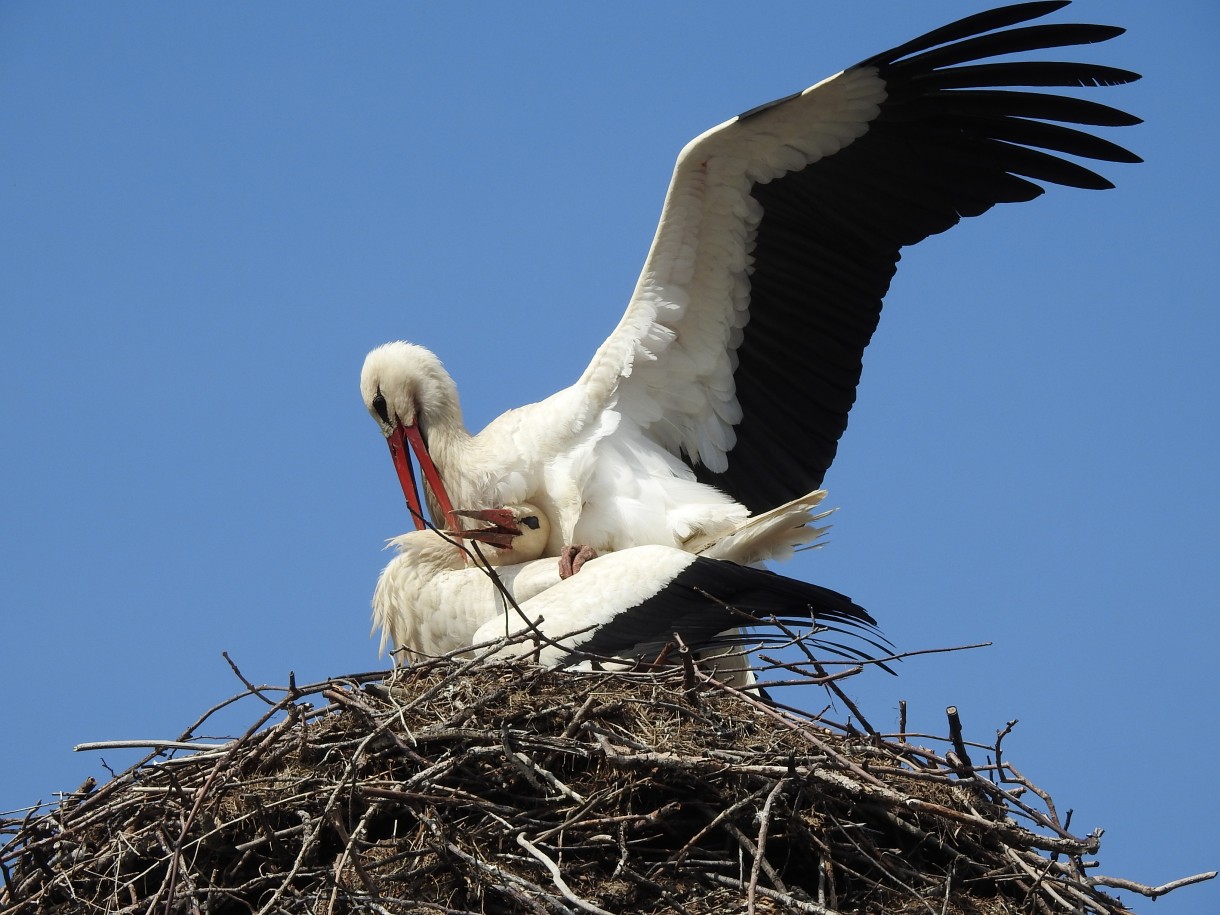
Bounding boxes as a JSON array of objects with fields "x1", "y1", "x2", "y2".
[{"x1": 2, "y1": 2, "x2": 1217, "y2": 909}]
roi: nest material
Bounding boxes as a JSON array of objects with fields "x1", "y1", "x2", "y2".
[{"x1": 1, "y1": 650, "x2": 1211, "y2": 914}]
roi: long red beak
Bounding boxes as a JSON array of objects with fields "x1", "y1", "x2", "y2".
[
  {"x1": 444, "y1": 508, "x2": 522, "y2": 549},
  {"x1": 386, "y1": 424, "x2": 456, "y2": 531}
]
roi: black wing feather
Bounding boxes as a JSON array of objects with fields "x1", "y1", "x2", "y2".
[
  {"x1": 690, "y1": 2, "x2": 1140, "y2": 512},
  {"x1": 861, "y1": 1, "x2": 1072, "y2": 65},
  {"x1": 559, "y1": 557, "x2": 888, "y2": 670}
]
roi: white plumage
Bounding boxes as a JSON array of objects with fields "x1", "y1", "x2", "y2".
[
  {"x1": 372, "y1": 505, "x2": 555, "y2": 664},
  {"x1": 372, "y1": 499, "x2": 883, "y2": 684},
  {"x1": 374, "y1": 493, "x2": 833, "y2": 662},
  {"x1": 360, "y1": 3, "x2": 1139, "y2": 556}
]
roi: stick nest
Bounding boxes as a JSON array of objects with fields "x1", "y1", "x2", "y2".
[{"x1": 2, "y1": 652, "x2": 1211, "y2": 914}]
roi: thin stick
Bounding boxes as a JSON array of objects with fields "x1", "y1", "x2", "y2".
[
  {"x1": 1089, "y1": 871, "x2": 1217, "y2": 898},
  {"x1": 74, "y1": 740, "x2": 229, "y2": 753},
  {"x1": 516, "y1": 832, "x2": 614, "y2": 915},
  {"x1": 223, "y1": 651, "x2": 276, "y2": 706},
  {"x1": 748, "y1": 778, "x2": 788, "y2": 913}
]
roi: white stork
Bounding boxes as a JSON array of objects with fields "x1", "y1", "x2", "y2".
[
  {"x1": 375, "y1": 491, "x2": 835, "y2": 662},
  {"x1": 360, "y1": 1, "x2": 1140, "y2": 556},
  {"x1": 373, "y1": 505, "x2": 556, "y2": 664},
  {"x1": 372, "y1": 501, "x2": 885, "y2": 683}
]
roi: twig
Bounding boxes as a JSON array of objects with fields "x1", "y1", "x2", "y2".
[
  {"x1": 74, "y1": 740, "x2": 230, "y2": 753},
  {"x1": 516, "y1": 832, "x2": 614, "y2": 915},
  {"x1": 222, "y1": 651, "x2": 278, "y2": 706},
  {"x1": 748, "y1": 778, "x2": 788, "y2": 913},
  {"x1": 705, "y1": 873, "x2": 845, "y2": 914},
  {"x1": 670, "y1": 786, "x2": 772, "y2": 867},
  {"x1": 327, "y1": 808, "x2": 380, "y2": 906},
  {"x1": 945, "y1": 706, "x2": 975, "y2": 778},
  {"x1": 1089, "y1": 870, "x2": 1217, "y2": 898}
]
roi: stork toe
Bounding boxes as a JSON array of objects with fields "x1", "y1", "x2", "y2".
[{"x1": 559, "y1": 544, "x2": 598, "y2": 579}]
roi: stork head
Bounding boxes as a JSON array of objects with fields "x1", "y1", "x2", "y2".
[
  {"x1": 447, "y1": 504, "x2": 551, "y2": 565},
  {"x1": 360, "y1": 341, "x2": 463, "y2": 531}
]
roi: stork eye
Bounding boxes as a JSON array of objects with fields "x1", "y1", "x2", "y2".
[
  {"x1": 521, "y1": 516, "x2": 541, "y2": 530},
  {"x1": 372, "y1": 392, "x2": 391, "y2": 425}
]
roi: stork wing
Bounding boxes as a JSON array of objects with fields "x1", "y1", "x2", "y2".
[
  {"x1": 556, "y1": 554, "x2": 891, "y2": 672},
  {"x1": 577, "y1": 1, "x2": 1140, "y2": 512}
]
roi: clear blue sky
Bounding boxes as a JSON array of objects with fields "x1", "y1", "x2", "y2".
[{"x1": 2, "y1": 2, "x2": 1216, "y2": 909}]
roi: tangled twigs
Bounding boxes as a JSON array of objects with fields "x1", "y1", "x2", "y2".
[{"x1": 0, "y1": 641, "x2": 1214, "y2": 914}]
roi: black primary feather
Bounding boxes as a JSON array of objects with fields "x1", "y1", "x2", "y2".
[
  {"x1": 690, "y1": 2, "x2": 1140, "y2": 512},
  {"x1": 559, "y1": 557, "x2": 892, "y2": 673}
]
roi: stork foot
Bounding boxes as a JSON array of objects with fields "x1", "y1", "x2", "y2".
[{"x1": 559, "y1": 544, "x2": 597, "y2": 579}]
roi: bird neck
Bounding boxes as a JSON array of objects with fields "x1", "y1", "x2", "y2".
[
  {"x1": 420, "y1": 410, "x2": 469, "y2": 470},
  {"x1": 416, "y1": 399, "x2": 474, "y2": 514},
  {"x1": 414, "y1": 361, "x2": 471, "y2": 456}
]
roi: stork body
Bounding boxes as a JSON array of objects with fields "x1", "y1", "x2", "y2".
[
  {"x1": 471, "y1": 546, "x2": 881, "y2": 683},
  {"x1": 374, "y1": 492, "x2": 838, "y2": 666},
  {"x1": 372, "y1": 500, "x2": 881, "y2": 683},
  {"x1": 361, "y1": 2, "x2": 1140, "y2": 553}
]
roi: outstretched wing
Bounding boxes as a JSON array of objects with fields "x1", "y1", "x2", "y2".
[{"x1": 577, "y1": 1, "x2": 1140, "y2": 512}]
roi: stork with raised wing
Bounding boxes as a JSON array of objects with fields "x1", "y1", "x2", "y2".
[{"x1": 360, "y1": 2, "x2": 1140, "y2": 556}]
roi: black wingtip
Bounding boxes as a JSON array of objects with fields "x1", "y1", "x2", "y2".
[
  {"x1": 858, "y1": 1, "x2": 1075, "y2": 70},
  {"x1": 555, "y1": 557, "x2": 892, "y2": 676}
]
